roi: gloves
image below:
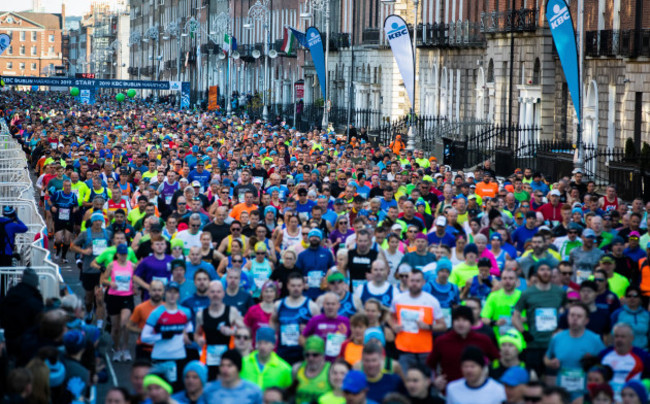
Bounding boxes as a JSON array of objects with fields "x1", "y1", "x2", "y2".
[
  {"x1": 66, "y1": 376, "x2": 85, "y2": 398},
  {"x1": 522, "y1": 331, "x2": 534, "y2": 343},
  {"x1": 161, "y1": 331, "x2": 175, "y2": 340}
]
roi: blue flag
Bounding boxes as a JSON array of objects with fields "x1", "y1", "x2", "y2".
[
  {"x1": 306, "y1": 27, "x2": 326, "y2": 100},
  {"x1": 232, "y1": 36, "x2": 237, "y2": 51},
  {"x1": 288, "y1": 26, "x2": 308, "y2": 48},
  {"x1": 546, "y1": 0, "x2": 581, "y2": 123}
]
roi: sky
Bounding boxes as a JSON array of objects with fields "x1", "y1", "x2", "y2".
[{"x1": 4, "y1": 0, "x2": 102, "y2": 17}]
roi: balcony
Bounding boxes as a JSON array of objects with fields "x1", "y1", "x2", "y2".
[
  {"x1": 585, "y1": 30, "x2": 620, "y2": 57},
  {"x1": 481, "y1": 8, "x2": 537, "y2": 34},
  {"x1": 417, "y1": 22, "x2": 485, "y2": 48},
  {"x1": 362, "y1": 28, "x2": 380, "y2": 45},
  {"x1": 329, "y1": 33, "x2": 351, "y2": 50}
]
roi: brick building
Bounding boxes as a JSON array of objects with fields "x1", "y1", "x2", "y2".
[{"x1": 0, "y1": 9, "x2": 66, "y2": 77}]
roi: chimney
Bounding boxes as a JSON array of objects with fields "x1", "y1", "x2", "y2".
[{"x1": 61, "y1": 3, "x2": 66, "y2": 31}]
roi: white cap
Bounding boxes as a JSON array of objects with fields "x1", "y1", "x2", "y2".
[
  {"x1": 435, "y1": 216, "x2": 447, "y2": 226},
  {"x1": 391, "y1": 223, "x2": 403, "y2": 232},
  {"x1": 550, "y1": 189, "x2": 561, "y2": 196}
]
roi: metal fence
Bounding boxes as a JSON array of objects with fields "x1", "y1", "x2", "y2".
[{"x1": 0, "y1": 119, "x2": 61, "y2": 299}]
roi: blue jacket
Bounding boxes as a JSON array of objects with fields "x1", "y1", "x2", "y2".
[
  {"x1": 612, "y1": 305, "x2": 650, "y2": 349},
  {"x1": 0, "y1": 217, "x2": 28, "y2": 256},
  {"x1": 296, "y1": 246, "x2": 334, "y2": 275}
]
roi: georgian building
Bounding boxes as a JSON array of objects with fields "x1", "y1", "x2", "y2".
[{"x1": 0, "y1": 9, "x2": 66, "y2": 77}]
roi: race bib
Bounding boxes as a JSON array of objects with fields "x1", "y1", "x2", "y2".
[
  {"x1": 307, "y1": 271, "x2": 323, "y2": 288},
  {"x1": 351, "y1": 279, "x2": 365, "y2": 293},
  {"x1": 576, "y1": 270, "x2": 592, "y2": 284},
  {"x1": 498, "y1": 315, "x2": 514, "y2": 335},
  {"x1": 206, "y1": 344, "x2": 228, "y2": 366},
  {"x1": 92, "y1": 239, "x2": 108, "y2": 256},
  {"x1": 325, "y1": 333, "x2": 346, "y2": 357},
  {"x1": 152, "y1": 276, "x2": 168, "y2": 285},
  {"x1": 59, "y1": 208, "x2": 70, "y2": 221},
  {"x1": 159, "y1": 361, "x2": 177, "y2": 383},
  {"x1": 165, "y1": 195, "x2": 172, "y2": 205},
  {"x1": 114, "y1": 274, "x2": 131, "y2": 292},
  {"x1": 442, "y1": 308, "x2": 452, "y2": 329},
  {"x1": 281, "y1": 324, "x2": 300, "y2": 346},
  {"x1": 535, "y1": 308, "x2": 558, "y2": 332},
  {"x1": 400, "y1": 308, "x2": 422, "y2": 334},
  {"x1": 71, "y1": 188, "x2": 79, "y2": 196},
  {"x1": 558, "y1": 369, "x2": 585, "y2": 392}
]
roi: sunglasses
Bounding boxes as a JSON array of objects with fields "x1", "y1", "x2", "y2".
[
  {"x1": 256, "y1": 252, "x2": 266, "y2": 255},
  {"x1": 232, "y1": 259, "x2": 243, "y2": 263},
  {"x1": 235, "y1": 335, "x2": 250, "y2": 340},
  {"x1": 594, "y1": 278, "x2": 606, "y2": 282},
  {"x1": 231, "y1": 227, "x2": 241, "y2": 231},
  {"x1": 627, "y1": 294, "x2": 640, "y2": 298},
  {"x1": 524, "y1": 397, "x2": 542, "y2": 403},
  {"x1": 560, "y1": 271, "x2": 572, "y2": 276},
  {"x1": 305, "y1": 352, "x2": 321, "y2": 358},
  {"x1": 329, "y1": 280, "x2": 344, "y2": 285}
]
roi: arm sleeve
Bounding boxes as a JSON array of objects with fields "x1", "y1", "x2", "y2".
[{"x1": 141, "y1": 324, "x2": 162, "y2": 344}]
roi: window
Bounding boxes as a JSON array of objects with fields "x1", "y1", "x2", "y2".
[
  {"x1": 49, "y1": 34, "x2": 55, "y2": 42},
  {"x1": 48, "y1": 46, "x2": 54, "y2": 54},
  {"x1": 19, "y1": 31, "x2": 25, "y2": 41},
  {"x1": 48, "y1": 63, "x2": 53, "y2": 70},
  {"x1": 31, "y1": 46, "x2": 36, "y2": 55},
  {"x1": 7, "y1": 46, "x2": 11, "y2": 55},
  {"x1": 487, "y1": 59, "x2": 494, "y2": 83},
  {"x1": 532, "y1": 58, "x2": 541, "y2": 85},
  {"x1": 31, "y1": 63, "x2": 36, "y2": 70},
  {"x1": 31, "y1": 32, "x2": 37, "y2": 41},
  {"x1": 6, "y1": 62, "x2": 12, "y2": 69},
  {"x1": 19, "y1": 62, "x2": 25, "y2": 70},
  {"x1": 19, "y1": 45, "x2": 25, "y2": 55}
]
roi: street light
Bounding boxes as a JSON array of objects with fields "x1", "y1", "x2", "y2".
[
  {"x1": 303, "y1": 0, "x2": 331, "y2": 128},
  {"x1": 381, "y1": 0, "x2": 419, "y2": 151},
  {"x1": 247, "y1": 0, "x2": 271, "y2": 121}
]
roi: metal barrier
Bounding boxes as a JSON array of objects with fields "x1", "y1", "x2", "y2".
[{"x1": 0, "y1": 119, "x2": 61, "y2": 299}]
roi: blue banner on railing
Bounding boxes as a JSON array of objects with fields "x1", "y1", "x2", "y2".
[
  {"x1": 546, "y1": 0, "x2": 581, "y2": 123},
  {"x1": 1, "y1": 76, "x2": 187, "y2": 91},
  {"x1": 306, "y1": 27, "x2": 326, "y2": 101}
]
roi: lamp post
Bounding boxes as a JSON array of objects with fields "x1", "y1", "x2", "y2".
[
  {"x1": 382, "y1": 0, "x2": 418, "y2": 151},
  {"x1": 164, "y1": 21, "x2": 182, "y2": 83},
  {"x1": 247, "y1": 0, "x2": 271, "y2": 121},
  {"x1": 303, "y1": 0, "x2": 330, "y2": 128},
  {"x1": 143, "y1": 26, "x2": 160, "y2": 101}
]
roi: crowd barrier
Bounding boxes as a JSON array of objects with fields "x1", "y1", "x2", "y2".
[{"x1": 0, "y1": 119, "x2": 61, "y2": 299}]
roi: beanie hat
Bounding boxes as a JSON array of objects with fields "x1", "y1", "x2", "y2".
[
  {"x1": 363, "y1": 327, "x2": 386, "y2": 347},
  {"x1": 304, "y1": 335, "x2": 325, "y2": 354},
  {"x1": 461, "y1": 346, "x2": 486, "y2": 368},
  {"x1": 308, "y1": 228, "x2": 323, "y2": 240},
  {"x1": 63, "y1": 330, "x2": 86, "y2": 355},
  {"x1": 256, "y1": 326, "x2": 277, "y2": 345},
  {"x1": 436, "y1": 257, "x2": 453, "y2": 273},
  {"x1": 623, "y1": 380, "x2": 649, "y2": 404},
  {"x1": 22, "y1": 267, "x2": 39, "y2": 289},
  {"x1": 143, "y1": 370, "x2": 173, "y2": 395},
  {"x1": 499, "y1": 329, "x2": 524, "y2": 353},
  {"x1": 183, "y1": 360, "x2": 207, "y2": 386},
  {"x1": 221, "y1": 349, "x2": 243, "y2": 371},
  {"x1": 463, "y1": 243, "x2": 478, "y2": 256},
  {"x1": 171, "y1": 238, "x2": 185, "y2": 249}
]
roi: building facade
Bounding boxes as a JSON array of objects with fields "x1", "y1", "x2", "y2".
[{"x1": 0, "y1": 9, "x2": 66, "y2": 77}]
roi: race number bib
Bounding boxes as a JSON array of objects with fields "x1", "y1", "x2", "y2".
[
  {"x1": 114, "y1": 274, "x2": 131, "y2": 292},
  {"x1": 400, "y1": 308, "x2": 422, "y2": 334},
  {"x1": 281, "y1": 324, "x2": 300, "y2": 346},
  {"x1": 59, "y1": 208, "x2": 70, "y2": 221},
  {"x1": 92, "y1": 239, "x2": 108, "y2": 256},
  {"x1": 498, "y1": 315, "x2": 514, "y2": 335},
  {"x1": 558, "y1": 369, "x2": 585, "y2": 392},
  {"x1": 441, "y1": 308, "x2": 452, "y2": 329},
  {"x1": 534, "y1": 308, "x2": 558, "y2": 332},
  {"x1": 165, "y1": 195, "x2": 172, "y2": 205},
  {"x1": 307, "y1": 271, "x2": 323, "y2": 288},
  {"x1": 206, "y1": 344, "x2": 228, "y2": 366},
  {"x1": 576, "y1": 270, "x2": 592, "y2": 284},
  {"x1": 325, "y1": 333, "x2": 346, "y2": 357}
]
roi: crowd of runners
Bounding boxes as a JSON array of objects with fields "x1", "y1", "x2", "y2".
[{"x1": 0, "y1": 90, "x2": 649, "y2": 404}]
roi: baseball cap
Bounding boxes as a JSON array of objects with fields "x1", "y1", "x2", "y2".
[
  {"x1": 91, "y1": 213, "x2": 104, "y2": 223},
  {"x1": 116, "y1": 244, "x2": 128, "y2": 255},
  {"x1": 166, "y1": 281, "x2": 181, "y2": 292},
  {"x1": 334, "y1": 198, "x2": 346, "y2": 205},
  {"x1": 550, "y1": 189, "x2": 561, "y2": 196},
  {"x1": 327, "y1": 271, "x2": 345, "y2": 283},
  {"x1": 342, "y1": 370, "x2": 368, "y2": 394},
  {"x1": 630, "y1": 231, "x2": 641, "y2": 238},
  {"x1": 582, "y1": 228, "x2": 597, "y2": 238},
  {"x1": 304, "y1": 335, "x2": 325, "y2": 354},
  {"x1": 435, "y1": 216, "x2": 447, "y2": 226},
  {"x1": 191, "y1": 181, "x2": 201, "y2": 187},
  {"x1": 599, "y1": 255, "x2": 615, "y2": 264}
]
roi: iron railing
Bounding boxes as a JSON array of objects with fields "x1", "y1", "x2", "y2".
[
  {"x1": 418, "y1": 22, "x2": 486, "y2": 48},
  {"x1": 481, "y1": 8, "x2": 537, "y2": 33}
]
